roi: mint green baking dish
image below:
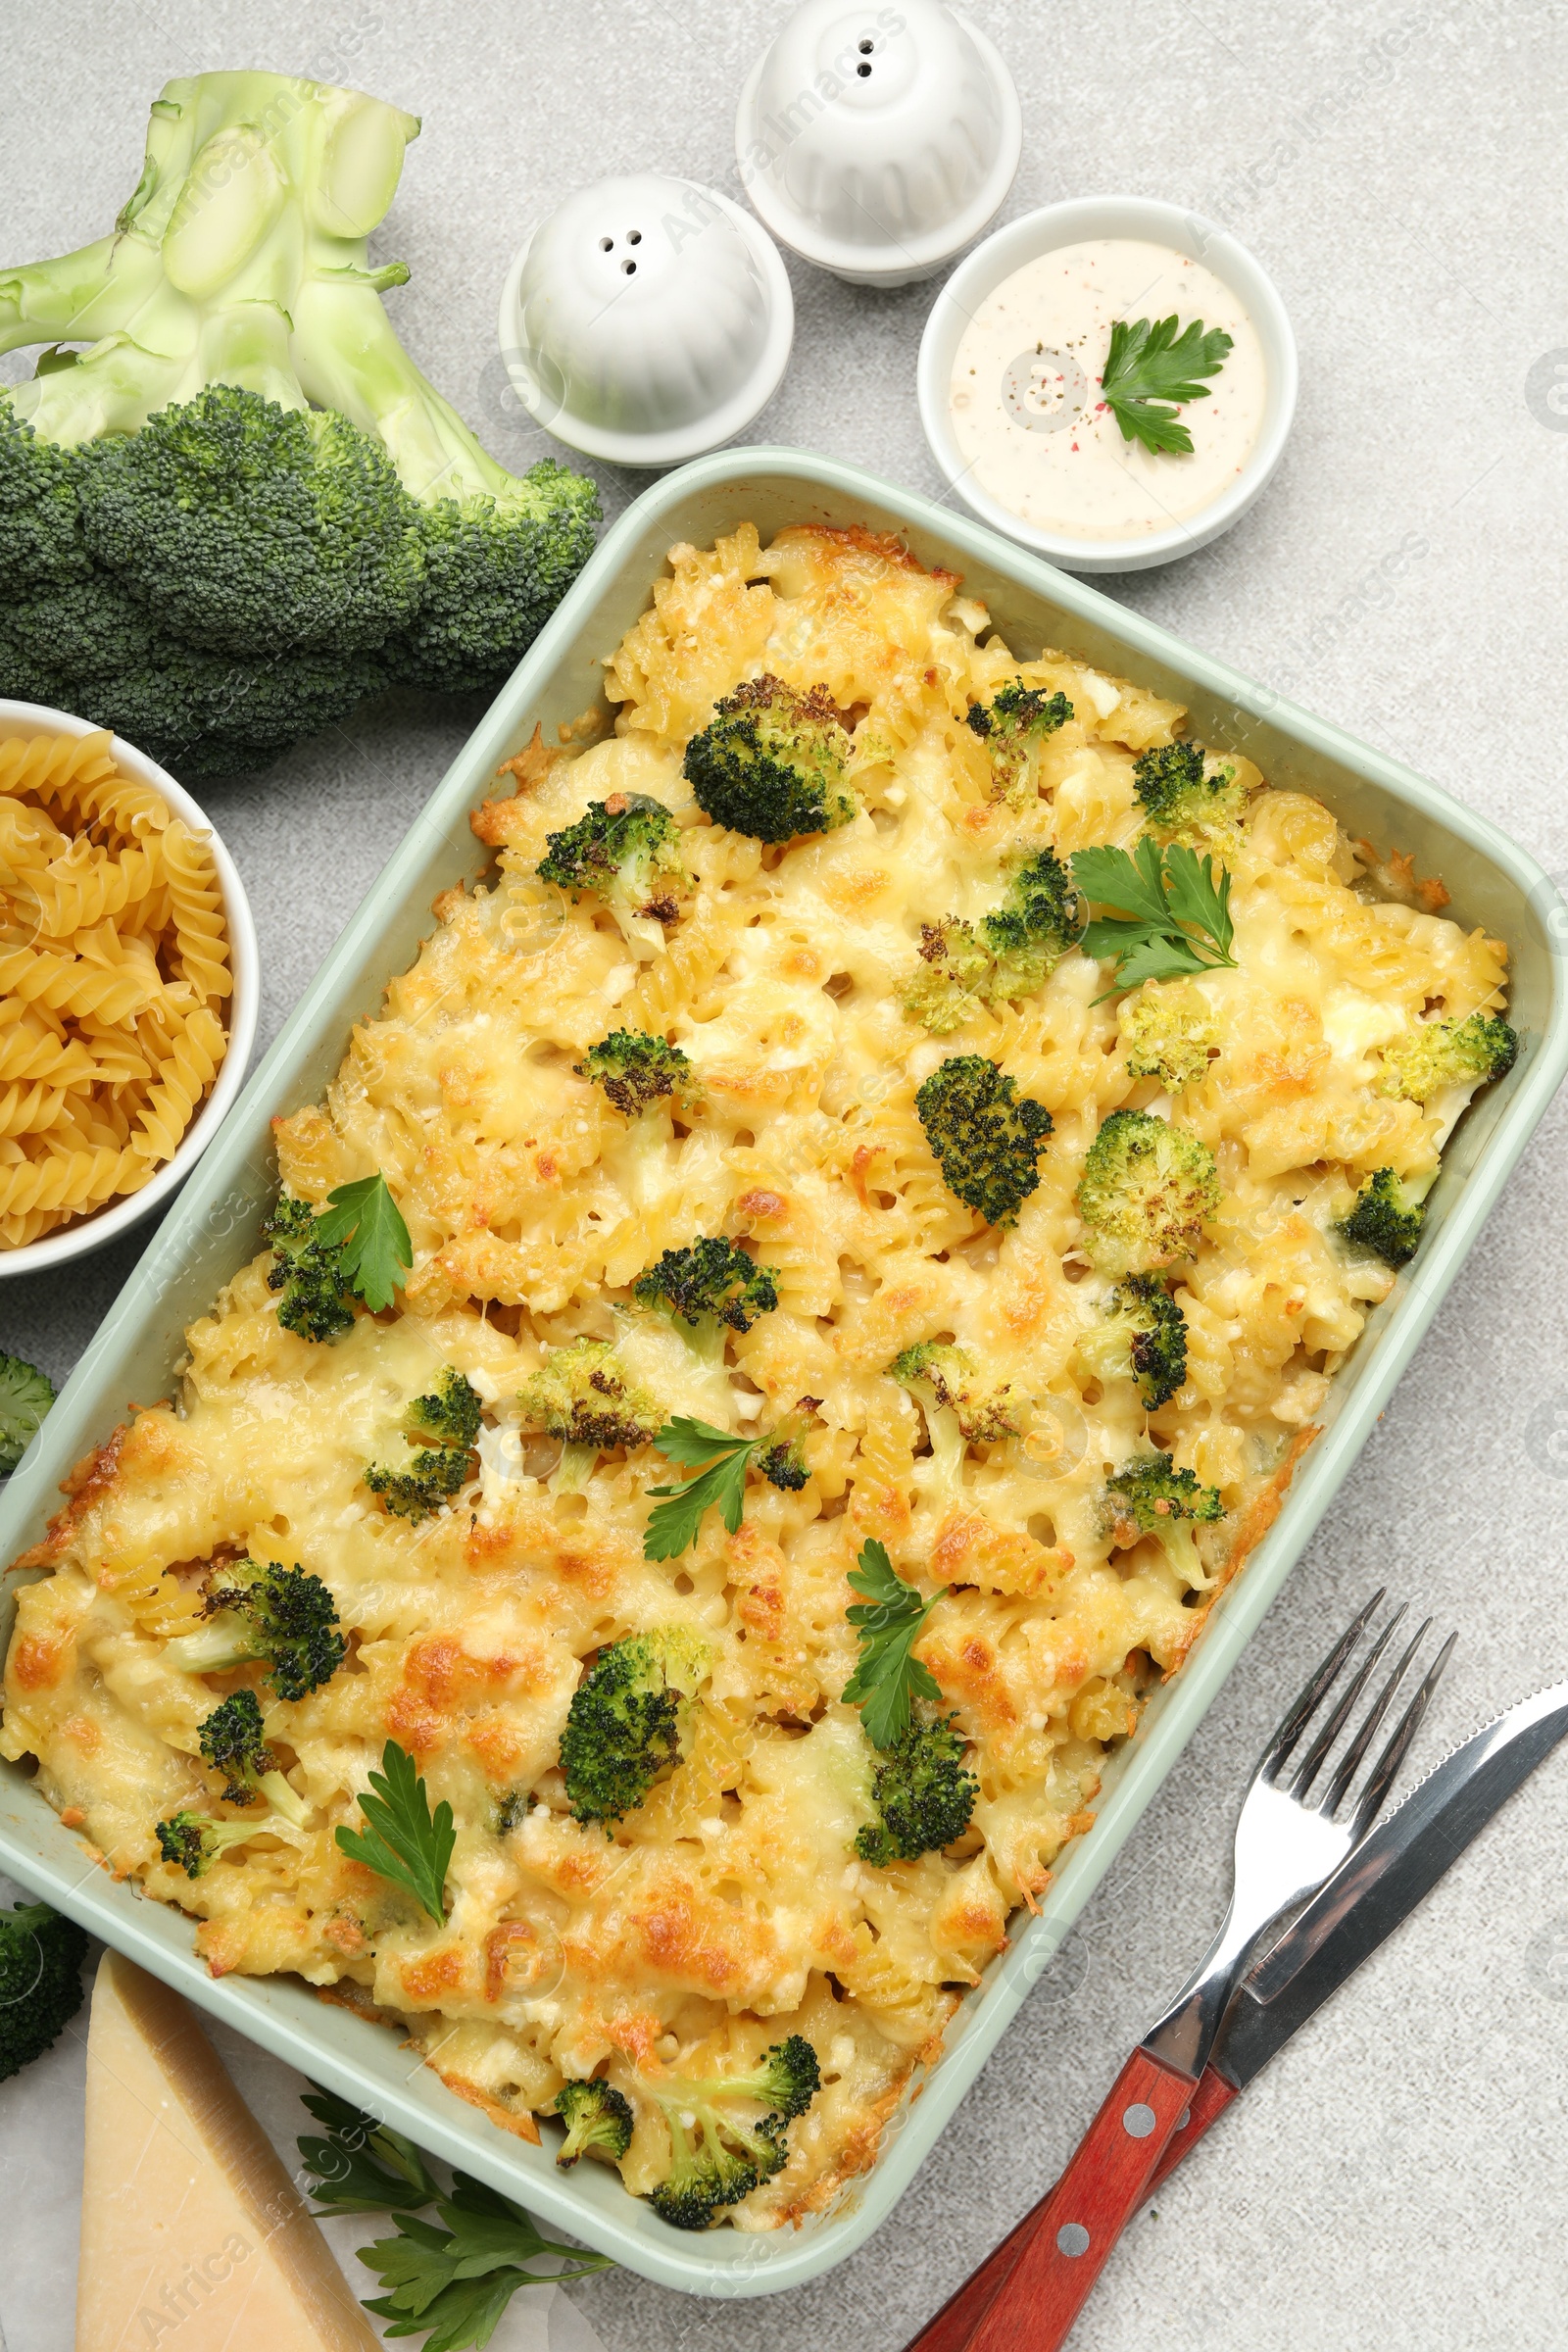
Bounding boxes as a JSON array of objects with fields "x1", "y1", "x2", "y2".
[{"x1": 2, "y1": 449, "x2": 1564, "y2": 2299}]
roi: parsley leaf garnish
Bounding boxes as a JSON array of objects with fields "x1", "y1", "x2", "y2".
[
  {"x1": 315, "y1": 1172, "x2": 413, "y2": 1313},
  {"x1": 1100, "y1": 315, "x2": 1234, "y2": 456},
  {"x1": 644, "y1": 1417, "x2": 757, "y2": 1560},
  {"x1": 1071, "y1": 839, "x2": 1237, "y2": 999},
  {"x1": 842, "y1": 1539, "x2": 946, "y2": 1749},
  {"x1": 335, "y1": 1740, "x2": 455, "y2": 1926},
  {"x1": 299, "y1": 2087, "x2": 442, "y2": 2214}
]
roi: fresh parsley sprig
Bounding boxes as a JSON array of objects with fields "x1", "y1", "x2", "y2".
[
  {"x1": 1071, "y1": 838, "x2": 1237, "y2": 999},
  {"x1": 335, "y1": 1740, "x2": 455, "y2": 1926},
  {"x1": 842, "y1": 1540, "x2": 946, "y2": 1748},
  {"x1": 316, "y1": 1172, "x2": 413, "y2": 1312},
  {"x1": 644, "y1": 1417, "x2": 757, "y2": 1560},
  {"x1": 300, "y1": 2087, "x2": 441, "y2": 2214},
  {"x1": 1100, "y1": 315, "x2": 1234, "y2": 456}
]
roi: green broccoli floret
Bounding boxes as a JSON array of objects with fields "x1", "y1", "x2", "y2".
[
  {"x1": 683, "y1": 676, "x2": 855, "y2": 843},
  {"x1": 537, "y1": 794, "x2": 690, "y2": 946},
  {"x1": 889, "y1": 1344, "x2": 1017, "y2": 1444},
  {"x1": 496, "y1": 1788, "x2": 535, "y2": 1835},
  {"x1": 965, "y1": 681, "x2": 1073, "y2": 805},
  {"x1": 0, "y1": 1350, "x2": 55, "y2": 1476},
  {"x1": 0, "y1": 1899, "x2": 88, "y2": 2082},
  {"x1": 855, "y1": 1710, "x2": 978, "y2": 1866},
  {"x1": 1119, "y1": 981, "x2": 1220, "y2": 1091},
  {"x1": 0, "y1": 74, "x2": 598, "y2": 776},
  {"x1": 915, "y1": 1054, "x2": 1054, "y2": 1228},
  {"x1": 633, "y1": 1239, "x2": 780, "y2": 1366},
  {"x1": 406, "y1": 1368, "x2": 483, "y2": 1451},
  {"x1": 516, "y1": 1337, "x2": 662, "y2": 1489},
  {"x1": 1133, "y1": 741, "x2": 1248, "y2": 842},
  {"x1": 364, "y1": 1446, "x2": 470, "y2": 1520},
  {"x1": 1075, "y1": 1275, "x2": 1189, "y2": 1410},
  {"x1": 646, "y1": 2037, "x2": 822, "y2": 2230},
  {"x1": 198, "y1": 1690, "x2": 311, "y2": 1824},
  {"x1": 155, "y1": 1809, "x2": 298, "y2": 1878},
  {"x1": 755, "y1": 1397, "x2": 821, "y2": 1493},
  {"x1": 1377, "y1": 1013, "x2": 1518, "y2": 1103},
  {"x1": 166, "y1": 1558, "x2": 346, "y2": 1700},
  {"x1": 900, "y1": 917, "x2": 993, "y2": 1035},
  {"x1": 559, "y1": 1629, "x2": 711, "y2": 1828},
  {"x1": 554, "y1": 2079, "x2": 635, "y2": 2169},
  {"x1": 1104, "y1": 1450, "x2": 1224, "y2": 1586},
  {"x1": 979, "y1": 847, "x2": 1081, "y2": 1000},
  {"x1": 264, "y1": 1196, "x2": 355, "y2": 1343},
  {"x1": 1336, "y1": 1167, "x2": 1426, "y2": 1266},
  {"x1": 576, "y1": 1029, "x2": 697, "y2": 1117},
  {"x1": 1076, "y1": 1108, "x2": 1221, "y2": 1275}
]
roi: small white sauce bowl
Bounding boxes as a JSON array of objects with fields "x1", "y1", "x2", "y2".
[
  {"x1": 917, "y1": 194, "x2": 1298, "y2": 572},
  {"x1": 0, "y1": 701, "x2": 260, "y2": 1278}
]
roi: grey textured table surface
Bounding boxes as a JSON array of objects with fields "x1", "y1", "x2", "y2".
[{"x1": 3, "y1": 4, "x2": 1567, "y2": 2349}]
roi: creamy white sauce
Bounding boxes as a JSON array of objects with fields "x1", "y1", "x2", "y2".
[{"x1": 948, "y1": 239, "x2": 1267, "y2": 542}]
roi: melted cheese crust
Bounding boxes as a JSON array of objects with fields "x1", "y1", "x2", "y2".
[{"x1": 1, "y1": 525, "x2": 1511, "y2": 2229}]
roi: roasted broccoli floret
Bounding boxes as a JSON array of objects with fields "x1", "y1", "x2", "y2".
[
  {"x1": 1076, "y1": 1108, "x2": 1221, "y2": 1275},
  {"x1": 966, "y1": 681, "x2": 1073, "y2": 806},
  {"x1": 683, "y1": 676, "x2": 855, "y2": 843},
  {"x1": 0, "y1": 1899, "x2": 88, "y2": 2082},
  {"x1": 1133, "y1": 740, "x2": 1248, "y2": 841},
  {"x1": 889, "y1": 1343, "x2": 1017, "y2": 1445},
  {"x1": 0, "y1": 1350, "x2": 55, "y2": 1476},
  {"x1": 855, "y1": 1710, "x2": 979, "y2": 1866},
  {"x1": 166, "y1": 1558, "x2": 346, "y2": 1700},
  {"x1": 496, "y1": 1788, "x2": 535, "y2": 1836},
  {"x1": 646, "y1": 2037, "x2": 822, "y2": 2230},
  {"x1": 633, "y1": 1239, "x2": 780, "y2": 1366},
  {"x1": 1075, "y1": 1274, "x2": 1189, "y2": 1410},
  {"x1": 363, "y1": 1446, "x2": 470, "y2": 1520},
  {"x1": 537, "y1": 794, "x2": 690, "y2": 945},
  {"x1": 755, "y1": 1397, "x2": 821, "y2": 1493},
  {"x1": 1377, "y1": 1013, "x2": 1518, "y2": 1104},
  {"x1": 576, "y1": 1029, "x2": 697, "y2": 1117},
  {"x1": 554, "y1": 2079, "x2": 635, "y2": 2169},
  {"x1": 915, "y1": 1054, "x2": 1054, "y2": 1228},
  {"x1": 155, "y1": 1808, "x2": 297, "y2": 1878},
  {"x1": 516, "y1": 1337, "x2": 662, "y2": 1489},
  {"x1": 1104, "y1": 1450, "x2": 1224, "y2": 1586},
  {"x1": 263, "y1": 1196, "x2": 355, "y2": 1343},
  {"x1": 979, "y1": 847, "x2": 1081, "y2": 1000},
  {"x1": 197, "y1": 1690, "x2": 310, "y2": 1824},
  {"x1": 1336, "y1": 1167, "x2": 1426, "y2": 1266},
  {"x1": 406, "y1": 1368, "x2": 483, "y2": 1451},
  {"x1": 559, "y1": 1629, "x2": 711, "y2": 1828},
  {"x1": 900, "y1": 916, "x2": 992, "y2": 1035},
  {"x1": 1119, "y1": 980, "x2": 1220, "y2": 1091}
]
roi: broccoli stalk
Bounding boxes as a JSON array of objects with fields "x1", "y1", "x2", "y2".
[
  {"x1": 1133, "y1": 741, "x2": 1248, "y2": 843},
  {"x1": 855, "y1": 1711, "x2": 979, "y2": 1866},
  {"x1": 632, "y1": 1239, "x2": 780, "y2": 1370},
  {"x1": 553, "y1": 2079, "x2": 635, "y2": 2170},
  {"x1": 1076, "y1": 1108, "x2": 1222, "y2": 1275},
  {"x1": 1105, "y1": 1451, "x2": 1224, "y2": 1588},
  {"x1": 0, "y1": 1899, "x2": 88, "y2": 2082},
  {"x1": 1336, "y1": 1167, "x2": 1426, "y2": 1266},
  {"x1": 197, "y1": 1690, "x2": 310, "y2": 1825},
  {"x1": 965, "y1": 682, "x2": 1073, "y2": 806},
  {"x1": 683, "y1": 677, "x2": 855, "y2": 843},
  {"x1": 0, "y1": 1350, "x2": 55, "y2": 1476},
  {"x1": 646, "y1": 2038, "x2": 822, "y2": 2230},
  {"x1": 155, "y1": 1807, "x2": 304, "y2": 1878},
  {"x1": 364, "y1": 1368, "x2": 483, "y2": 1522},
  {"x1": 890, "y1": 1343, "x2": 1017, "y2": 1510},
  {"x1": 538, "y1": 794, "x2": 691, "y2": 954},
  {"x1": 1377, "y1": 1013, "x2": 1518, "y2": 1104},
  {"x1": 516, "y1": 1337, "x2": 661, "y2": 1491},
  {"x1": 915, "y1": 1055, "x2": 1054, "y2": 1228},
  {"x1": 166, "y1": 1557, "x2": 346, "y2": 1699},
  {"x1": 1075, "y1": 1275, "x2": 1189, "y2": 1410},
  {"x1": 559, "y1": 1629, "x2": 711, "y2": 1829}
]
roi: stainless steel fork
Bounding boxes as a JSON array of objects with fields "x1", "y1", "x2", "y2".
[{"x1": 954, "y1": 1591, "x2": 1455, "y2": 2352}]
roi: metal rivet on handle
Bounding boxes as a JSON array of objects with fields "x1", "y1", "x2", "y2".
[
  {"x1": 1178, "y1": 2106, "x2": 1191, "y2": 2130},
  {"x1": 1122, "y1": 2102, "x2": 1157, "y2": 2138},
  {"x1": 1056, "y1": 2223, "x2": 1091, "y2": 2258}
]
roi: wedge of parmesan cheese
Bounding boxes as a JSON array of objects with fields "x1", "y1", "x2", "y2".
[{"x1": 77, "y1": 1950, "x2": 377, "y2": 2351}]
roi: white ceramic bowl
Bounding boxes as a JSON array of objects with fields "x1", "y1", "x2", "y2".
[
  {"x1": 0, "y1": 701, "x2": 260, "y2": 1277},
  {"x1": 917, "y1": 195, "x2": 1298, "y2": 571}
]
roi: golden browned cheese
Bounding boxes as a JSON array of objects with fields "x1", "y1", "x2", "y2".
[{"x1": 1, "y1": 525, "x2": 1511, "y2": 2229}]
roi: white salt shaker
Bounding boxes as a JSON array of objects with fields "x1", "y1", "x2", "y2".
[{"x1": 736, "y1": 1, "x2": 1021, "y2": 288}]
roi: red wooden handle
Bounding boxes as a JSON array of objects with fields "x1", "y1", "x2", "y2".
[
  {"x1": 962, "y1": 2046, "x2": 1194, "y2": 2352},
  {"x1": 1143, "y1": 2064, "x2": 1240, "y2": 2201}
]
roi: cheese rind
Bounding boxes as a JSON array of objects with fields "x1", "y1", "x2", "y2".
[{"x1": 77, "y1": 1950, "x2": 377, "y2": 2352}]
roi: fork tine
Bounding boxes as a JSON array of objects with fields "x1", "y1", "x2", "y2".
[
  {"x1": 1345, "y1": 1630, "x2": 1458, "y2": 1840},
  {"x1": 1260, "y1": 1590, "x2": 1385, "y2": 1783},
  {"x1": 1290, "y1": 1603, "x2": 1407, "y2": 1798},
  {"x1": 1320, "y1": 1614, "x2": 1431, "y2": 1817}
]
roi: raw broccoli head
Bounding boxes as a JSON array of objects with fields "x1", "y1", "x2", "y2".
[
  {"x1": 155, "y1": 1809, "x2": 267, "y2": 1879},
  {"x1": 554, "y1": 2079, "x2": 635, "y2": 2169},
  {"x1": 517, "y1": 1337, "x2": 661, "y2": 1456},
  {"x1": 755, "y1": 1397, "x2": 821, "y2": 1493},
  {"x1": 646, "y1": 2037, "x2": 821, "y2": 2229},
  {"x1": 1105, "y1": 1450, "x2": 1224, "y2": 1586},
  {"x1": 1377, "y1": 1013, "x2": 1518, "y2": 1104},
  {"x1": 1120, "y1": 981, "x2": 1220, "y2": 1091},
  {"x1": 965, "y1": 681, "x2": 1072, "y2": 805},
  {"x1": 915, "y1": 1054, "x2": 1054, "y2": 1228},
  {"x1": 1337, "y1": 1167, "x2": 1425, "y2": 1266},
  {"x1": 633, "y1": 1238, "x2": 779, "y2": 1337},
  {"x1": 683, "y1": 675, "x2": 855, "y2": 844},
  {"x1": 264, "y1": 1196, "x2": 355, "y2": 1343},
  {"x1": 1133, "y1": 741, "x2": 1248, "y2": 840},
  {"x1": 0, "y1": 1899, "x2": 88, "y2": 2082},
  {"x1": 979, "y1": 847, "x2": 1082, "y2": 1000},
  {"x1": 0, "y1": 1350, "x2": 55, "y2": 1476},
  {"x1": 559, "y1": 1629, "x2": 710, "y2": 1828},
  {"x1": 900, "y1": 917, "x2": 992, "y2": 1035},
  {"x1": 0, "y1": 409, "x2": 86, "y2": 591},
  {"x1": 1076, "y1": 1274, "x2": 1189, "y2": 1410},
  {"x1": 855, "y1": 1710, "x2": 978, "y2": 1866},
  {"x1": 537, "y1": 794, "x2": 690, "y2": 927},
  {"x1": 397, "y1": 463, "x2": 601, "y2": 694},
  {"x1": 1076, "y1": 1108, "x2": 1221, "y2": 1275},
  {"x1": 406, "y1": 1368, "x2": 483, "y2": 1451},
  {"x1": 576, "y1": 1029, "x2": 696, "y2": 1117},
  {"x1": 889, "y1": 1343, "x2": 1017, "y2": 1444},
  {"x1": 168, "y1": 1557, "x2": 346, "y2": 1701}
]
